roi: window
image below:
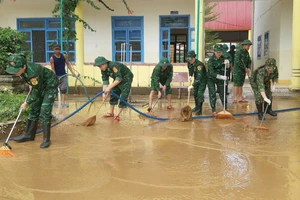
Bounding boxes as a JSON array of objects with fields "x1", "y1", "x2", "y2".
[
  {"x1": 17, "y1": 18, "x2": 75, "y2": 63},
  {"x1": 112, "y1": 17, "x2": 144, "y2": 62}
]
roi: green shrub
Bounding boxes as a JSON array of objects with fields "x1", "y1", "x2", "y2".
[{"x1": 0, "y1": 91, "x2": 29, "y2": 122}]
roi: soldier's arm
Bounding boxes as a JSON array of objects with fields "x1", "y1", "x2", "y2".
[
  {"x1": 256, "y1": 71, "x2": 266, "y2": 92},
  {"x1": 64, "y1": 54, "x2": 76, "y2": 76},
  {"x1": 208, "y1": 58, "x2": 217, "y2": 78},
  {"x1": 50, "y1": 57, "x2": 55, "y2": 74},
  {"x1": 272, "y1": 70, "x2": 279, "y2": 83},
  {"x1": 101, "y1": 70, "x2": 109, "y2": 86},
  {"x1": 165, "y1": 65, "x2": 173, "y2": 86},
  {"x1": 187, "y1": 63, "x2": 194, "y2": 77},
  {"x1": 152, "y1": 66, "x2": 161, "y2": 91}
]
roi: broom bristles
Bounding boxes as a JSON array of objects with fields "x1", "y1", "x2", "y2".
[
  {"x1": 215, "y1": 110, "x2": 235, "y2": 119},
  {"x1": 0, "y1": 146, "x2": 15, "y2": 156},
  {"x1": 82, "y1": 115, "x2": 96, "y2": 126}
]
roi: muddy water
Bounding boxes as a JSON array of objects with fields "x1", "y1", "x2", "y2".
[{"x1": 1, "y1": 96, "x2": 300, "y2": 200}]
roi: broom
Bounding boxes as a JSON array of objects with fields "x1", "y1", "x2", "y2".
[
  {"x1": 0, "y1": 89, "x2": 31, "y2": 156},
  {"x1": 82, "y1": 99, "x2": 105, "y2": 126},
  {"x1": 216, "y1": 62, "x2": 235, "y2": 119},
  {"x1": 252, "y1": 103, "x2": 269, "y2": 130}
]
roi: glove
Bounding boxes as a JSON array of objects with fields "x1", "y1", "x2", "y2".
[
  {"x1": 224, "y1": 59, "x2": 230, "y2": 68},
  {"x1": 271, "y1": 83, "x2": 276, "y2": 92},
  {"x1": 264, "y1": 97, "x2": 271, "y2": 105},
  {"x1": 188, "y1": 86, "x2": 194, "y2": 91},
  {"x1": 189, "y1": 76, "x2": 192, "y2": 81},
  {"x1": 216, "y1": 74, "x2": 227, "y2": 81}
]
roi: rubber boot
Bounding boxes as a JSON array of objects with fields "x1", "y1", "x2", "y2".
[
  {"x1": 40, "y1": 123, "x2": 51, "y2": 148},
  {"x1": 195, "y1": 102, "x2": 203, "y2": 115},
  {"x1": 265, "y1": 102, "x2": 277, "y2": 117},
  {"x1": 256, "y1": 103, "x2": 264, "y2": 120},
  {"x1": 192, "y1": 101, "x2": 199, "y2": 112},
  {"x1": 14, "y1": 119, "x2": 37, "y2": 142}
]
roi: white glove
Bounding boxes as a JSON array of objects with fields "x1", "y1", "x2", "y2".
[
  {"x1": 264, "y1": 97, "x2": 271, "y2": 105},
  {"x1": 224, "y1": 59, "x2": 230, "y2": 68},
  {"x1": 271, "y1": 83, "x2": 276, "y2": 92},
  {"x1": 189, "y1": 76, "x2": 192, "y2": 81},
  {"x1": 188, "y1": 86, "x2": 194, "y2": 91},
  {"x1": 216, "y1": 74, "x2": 227, "y2": 81}
]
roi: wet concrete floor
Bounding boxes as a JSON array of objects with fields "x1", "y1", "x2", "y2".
[{"x1": 1, "y1": 95, "x2": 300, "y2": 200}]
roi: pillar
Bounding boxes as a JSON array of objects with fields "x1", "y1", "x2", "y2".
[
  {"x1": 75, "y1": 0, "x2": 84, "y2": 75},
  {"x1": 290, "y1": 0, "x2": 300, "y2": 90},
  {"x1": 195, "y1": 0, "x2": 205, "y2": 61},
  {"x1": 248, "y1": 30, "x2": 252, "y2": 58}
]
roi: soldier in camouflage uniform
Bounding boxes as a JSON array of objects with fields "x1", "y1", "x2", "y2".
[
  {"x1": 148, "y1": 58, "x2": 173, "y2": 111},
  {"x1": 207, "y1": 44, "x2": 229, "y2": 115},
  {"x1": 222, "y1": 44, "x2": 231, "y2": 95},
  {"x1": 250, "y1": 58, "x2": 278, "y2": 120},
  {"x1": 94, "y1": 56, "x2": 133, "y2": 121},
  {"x1": 186, "y1": 51, "x2": 207, "y2": 115},
  {"x1": 233, "y1": 39, "x2": 252, "y2": 104},
  {"x1": 5, "y1": 54, "x2": 58, "y2": 148},
  {"x1": 228, "y1": 45, "x2": 236, "y2": 82}
]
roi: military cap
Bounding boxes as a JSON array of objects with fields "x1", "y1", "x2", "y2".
[
  {"x1": 5, "y1": 54, "x2": 27, "y2": 74},
  {"x1": 93, "y1": 56, "x2": 109, "y2": 66},
  {"x1": 241, "y1": 39, "x2": 252, "y2": 45},
  {"x1": 158, "y1": 57, "x2": 171, "y2": 67},
  {"x1": 186, "y1": 51, "x2": 196, "y2": 61},
  {"x1": 214, "y1": 44, "x2": 223, "y2": 52},
  {"x1": 265, "y1": 58, "x2": 277, "y2": 71},
  {"x1": 222, "y1": 44, "x2": 229, "y2": 52}
]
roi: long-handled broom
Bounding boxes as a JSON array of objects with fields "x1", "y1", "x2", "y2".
[
  {"x1": 216, "y1": 63, "x2": 235, "y2": 119},
  {"x1": 252, "y1": 103, "x2": 269, "y2": 130},
  {"x1": 82, "y1": 99, "x2": 105, "y2": 126},
  {"x1": 0, "y1": 90, "x2": 31, "y2": 156}
]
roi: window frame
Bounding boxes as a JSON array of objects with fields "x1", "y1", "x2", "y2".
[
  {"x1": 111, "y1": 16, "x2": 144, "y2": 63},
  {"x1": 17, "y1": 18, "x2": 76, "y2": 63}
]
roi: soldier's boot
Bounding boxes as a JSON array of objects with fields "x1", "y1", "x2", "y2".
[
  {"x1": 14, "y1": 119, "x2": 37, "y2": 142},
  {"x1": 265, "y1": 102, "x2": 277, "y2": 117},
  {"x1": 40, "y1": 123, "x2": 51, "y2": 149},
  {"x1": 192, "y1": 102, "x2": 200, "y2": 112},
  {"x1": 256, "y1": 103, "x2": 264, "y2": 120},
  {"x1": 195, "y1": 102, "x2": 203, "y2": 116}
]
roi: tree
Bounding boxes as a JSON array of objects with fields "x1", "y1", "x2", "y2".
[{"x1": 204, "y1": 0, "x2": 221, "y2": 53}]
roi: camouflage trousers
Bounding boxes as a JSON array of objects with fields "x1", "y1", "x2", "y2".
[
  {"x1": 233, "y1": 70, "x2": 246, "y2": 87},
  {"x1": 150, "y1": 80, "x2": 172, "y2": 95},
  {"x1": 193, "y1": 82, "x2": 207, "y2": 104},
  {"x1": 207, "y1": 79, "x2": 227, "y2": 112},
  {"x1": 110, "y1": 76, "x2": 133, "y2": 108},
  {"x1": 250, "y1": 80, "x2": 272, "y2": 104},
  {"x1": 28, "y1": 87, "x2": 58, "y2": 124}
]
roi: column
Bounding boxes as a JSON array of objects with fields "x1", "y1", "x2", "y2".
[
  {"x1": 290, "y1": 0, "x2": 300, "y2": 90},
  {"x1": 248, "y1": 30, "x2": 252, "y2": 58},
  {"x1": 75, "y1": 0, "x2": 84, "y2": 75},
  {"x1": 195, "y1": 0, "x2": 205, "y2": 61}
]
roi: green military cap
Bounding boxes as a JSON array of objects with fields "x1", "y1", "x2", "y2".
[
  {"x1": 93, "y1": 56, "x2": 109, "y2": 66},
  {"x1": 186, "y1": 50, "x2": 196, "y2": 61},
  {"x1": 158, "y1": 57, "x2": 171, "y2": 67},
  {"x1": 241, "y1": 39, "x2": 252, "y2": 45},
  {"x1": 265, "y1": 58, "x2": 277, "y2": 70},
  {"x1": 214, "y1": 44, "x2": 223, "y2": 52},
  {"x1": 5, "y1": 53, "x2": 27, "y2": 74},
  {"x1": 222, "y1": 44, "x2": 229, "y2": 52}
]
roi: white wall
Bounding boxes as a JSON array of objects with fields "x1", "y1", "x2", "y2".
[{"x1": 253, "y1": 0, "x2": 292, "y2": 81}]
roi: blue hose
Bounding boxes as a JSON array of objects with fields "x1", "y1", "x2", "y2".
[{"x1": 59, "y1": 74, "x2": 90, "y2": 100}]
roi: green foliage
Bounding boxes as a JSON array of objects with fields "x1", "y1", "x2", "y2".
[
  {"x1": 79, "y1": 75, "x2": 102, "y2": 85},
  {"x1": 0, "y1": 91, "x2": 29, "y2": 122},
  {"x1": 0, "y1": 27, "x2": 27, "y2": 74}
]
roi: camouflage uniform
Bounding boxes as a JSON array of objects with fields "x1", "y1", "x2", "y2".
[
  {"x1": 222, "y1": 44, "x2": 231, "y2": 94},
  {"x1": 150, "y1": 58, "x2": 173, "y2": 95},
  {"x1": 207, "y1": 44, "x2": 228, "y2": 112},
  {"x1": 250, "y1": 58, "x2": 278, "y2": 119},
  {"x1": 233, "y1": 40, "x2": 252, "y2": 86},
  {"x1": 5, "y1": 54, "x2": 58, "y2": 149},
  {"x1": 98, "y1": 59, "x2": 134, "y2": 108},
  {"x1": 187, "y1": 51, "x2": 207, "y2": 115},
  {"x1": 228, "y1": 45, "x2": 236, "y2": 81}
]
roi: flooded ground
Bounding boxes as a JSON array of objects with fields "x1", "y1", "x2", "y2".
[{"x1": 1, "y1": 95, "x2": 300, "y2": 200}]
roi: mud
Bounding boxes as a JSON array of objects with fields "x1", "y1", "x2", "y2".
[{"x1": 0, "y1": 96, "x2": 300, "y2": 200}]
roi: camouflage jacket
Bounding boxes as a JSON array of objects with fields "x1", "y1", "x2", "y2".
[
  {"x1": 101, "y1": 61, "x2": 133, "y2": 85},
  {"x1": 252, "y1": 67, "x2": 279, "y2": 92},
  {"x1": 187, "y1": 59, "x2": 206, "y2": 84},
  {"x1": 223, "y1": 52, "x2": 232, "y2": 64},
  {"x1": 21, "y1": 63, "x2": 58, "y2": 104},
  {"x1": 234, "y1": 48, "x2": 251, "y2": 71},
  {"x1": 207, "y1": 54, "x2": 227, "y2": 80},
  {"x1": 228, "y1": 50, "x2": 235, "y2": 66},
  {"x1": 151, "y1": 64, "x2": 173, "y2": 90}
]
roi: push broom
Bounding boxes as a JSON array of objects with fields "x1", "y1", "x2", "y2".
[
  {"x1": 216, "y1": 62, "x2": 235, "y2": 119},
  {"x1": 252, "y1": 103, "x2": 269, "y2": 130},
  {"x1": 82, "y1": 99, "x2": 106, "y2": 126},
  {"x1": 0, "y1": 89, "x2": 31, "y2": 156}
]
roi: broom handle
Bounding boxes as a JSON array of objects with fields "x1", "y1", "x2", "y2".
[
  {"x1": 150, "y1": 98, "x2": 159, "y2": 113},
  {"x1": 95, "y1": 99, "x2": 106, "y2": 116},
  {"x1": 5, "y1": 89, "x2": 31, "y2": 144},
  {"x1": 223, "y1": 63, "x2": 226, "y2": 112},
  {"x1": 187, "y1": 80, "x2": 192, "y2": 105},
  {"x1": 260, "y1": 103, "x2": 269, "y2": 127}
]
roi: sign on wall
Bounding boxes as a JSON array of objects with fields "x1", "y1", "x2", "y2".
[
  {"x1": 264, "y1": 31, "x2": 269, "y2": 58},
  {"x1": 257, "y1": 35, "x2": 262, "y2": 60}
]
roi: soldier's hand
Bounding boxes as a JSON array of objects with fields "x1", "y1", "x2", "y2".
[
  {"x1": 224, "y1": 59, "x2": 230, "y2": 68},
  {"x1": 189, "y1": 76, "x2": 192, "y2": 81},
  {"x1": 264, "y1": 97, "x2": 271, "y2": 105},
  {"x1": 104, "y1": 87, "x2": 111, "y2": 94},
  {"x1": 102, "y1": 93, "x2": 108, "y2": 101},
  {"x1": 245, "y1": 68, "x2": 250, "y2": 73},
  {"x1": 216, "y1": 74, "x2": 227, "y2": 81},
  {"x1": 162, "y1": 85, "x2": 167, "y2": 92},
  {"x1": 188, "y1": 86, "x2": 194, "y2": 91},
  {"x1": 158, "y1": 91, "x2": 162, "y2": 99},
  {"x1": 271, "y1": 83, "x2": 276, "y2": 92},
  {"x1": 20, "y1": 102, "x2": 28, "y2": 110}
]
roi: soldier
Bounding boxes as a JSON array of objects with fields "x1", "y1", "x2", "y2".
[
  {"x1": 94, "y1": 56, "x2": 133, "y2": 121},
  {"x1": 148, "y1": 57, "x2": 173, "y2": 111},
  {"x1": 5, "y1": 54, "x2": 58, "y2": 148},
  {"x1": 207, "y1": 44, "x2": 229, "y2": 115},
  {"x1": 233, "y1": 39, "x2": 252, "y2": 104},
  {"x1": 228, "y1": 45, "x2": 236, "y2": 82},
  {"x1": 186, "y1": 51, "x2": 207, "y2": 115},
  {"x1": 250, "y1": 58, "x2": 278, "y2": 120},
  {"x1": 222, "y1": 44, "x2": 231, "y2": 95}
]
